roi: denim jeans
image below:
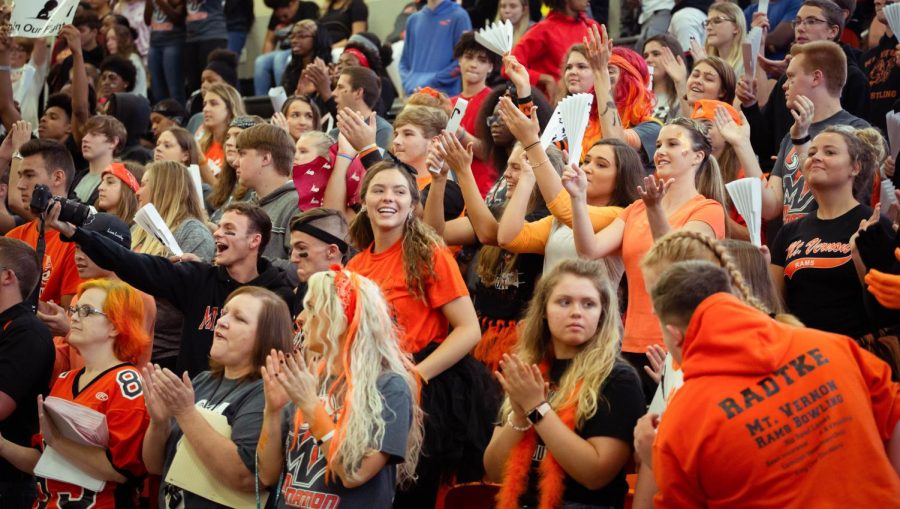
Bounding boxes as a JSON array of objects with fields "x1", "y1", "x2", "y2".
[
  {"x1": 227, "y1": 30, "x2": 248, "y2": 55},
  {"x1": 253, "y1": 49, "x2": 291, "y2": 95},
  {"x1": 149, "y1": 42, "x2": 185, "y2": 105}
]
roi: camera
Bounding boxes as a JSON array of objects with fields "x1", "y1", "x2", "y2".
[{"x1": 29, "y1": 185, "x2": 93, "y2": 226}]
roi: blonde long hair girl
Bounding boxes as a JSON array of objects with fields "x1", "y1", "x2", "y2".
[
  {"x1": 198, "y1": 83, "x2": 246, "y2": 162},
  {"x1": 298, "y1": 268, "x2": 424, "y2": 484},
  {"x1": 132, "y1": 161, "x2": 208, "y2": 256},
  {"x1": 704, "y1": 2, "x2": 747, "y2": 77}
]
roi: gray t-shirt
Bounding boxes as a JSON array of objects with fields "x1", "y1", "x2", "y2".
[
  {"x1": 771, "y1": 109, "x2": 869, "y2": 223},
  {"x1": 160, "y1": 372, "x2": 267, "y2": 509},
  {"x1": 73, "y1": 173, "x2": 101, "y2": 203},
  {"x1": 275, "y1": 373, "x2": 412, "y2": 509},
  {"x1": 185, "y1": 0, "x2": 227, "y2": 43}
]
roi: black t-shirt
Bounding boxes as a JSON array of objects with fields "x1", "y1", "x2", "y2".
[
  {"x1": 0, "y1": 303, "x2": 55, "y2": 482},
  {"x1": 320, "y1": 0, "x2": 368, "y2": 43},
  {"x1": 771, "y1": 204, "x2": 892, "y2": 338},
  {"x1": 473, "y1": 208, "x2": 547, "y2": 321},
  {"x1": 863, "y1": 33, "x2": 900, "y2": 136},
  {"x1": 520, "y1": 359, "x2": 644, "y2": 507}
]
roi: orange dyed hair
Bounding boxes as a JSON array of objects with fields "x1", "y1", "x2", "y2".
[
  {"x1": 610, "y1": 47, "x2": 654, "y2": 128},
  {"x1": 77, "y1": 279, "x2": 149, "y2": 365}
]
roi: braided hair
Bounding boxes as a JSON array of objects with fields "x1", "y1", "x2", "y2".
[{"x1": 642, "y1": 230, "x2": 771, "y2": 314}]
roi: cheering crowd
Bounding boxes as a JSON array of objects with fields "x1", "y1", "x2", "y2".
[{"x1": 0, "y1": 0, "x2": 899, "y2": 507}]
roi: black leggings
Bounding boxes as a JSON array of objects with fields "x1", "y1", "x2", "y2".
[{"x1": 622, "y1": 351, "x2": 659, "y2": 406}]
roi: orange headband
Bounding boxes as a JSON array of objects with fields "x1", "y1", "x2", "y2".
[{"x1": 102, "y1": 162, "x2": 140, "y2": 193}]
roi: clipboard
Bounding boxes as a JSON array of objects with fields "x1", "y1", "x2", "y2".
[{"x1": 165, "y1": 407, "x2": 268, "y2": 508}]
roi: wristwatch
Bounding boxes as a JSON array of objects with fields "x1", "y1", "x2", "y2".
[
  {"x1": 526, "y1": 401, "x2": 552, "y2": 425},
  {"x1": 11, "y1": 151, "x2": 22, "y2": 160}
]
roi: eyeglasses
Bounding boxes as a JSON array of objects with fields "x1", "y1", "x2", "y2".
[
  {"x1": 67, "y1": 304, "x2": 108, "y2": 319},
  {"x1": 791, "y1": 17, "x2": 832, "y2": 28},
  {"x1": 702, "y1": 16, "x2": 735, "y2": 28},
  {"x1": 486, "y1": 114, "x2": 504, "y2": 127}
]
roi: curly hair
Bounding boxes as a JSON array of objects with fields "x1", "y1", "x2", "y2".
[{"x1": 348, "y1": 161, "x2": 446, "y2": 302}]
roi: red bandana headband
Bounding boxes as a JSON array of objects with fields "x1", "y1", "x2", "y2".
[
  {"x1": 102, "y1": 162, "x2": 140, "y2": 193},
  {"x1": 343, "y1": 48, "x2": 370, "y2": 69}
]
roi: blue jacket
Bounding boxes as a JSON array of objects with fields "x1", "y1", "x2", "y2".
[{"x1": 399, "y1": 0, "x2": 471, "y2": 96}]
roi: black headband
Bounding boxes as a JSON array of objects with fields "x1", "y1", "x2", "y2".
[{"x1": 292, "y1": 222, "x2": 349, "y2": 253}]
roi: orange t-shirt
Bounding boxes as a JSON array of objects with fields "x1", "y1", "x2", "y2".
[
  {"x1": 620, "y1": 196, "x2": 725, "y2": 353},
  {"x1": 5, "y1": 221, "x2": 81, "y2": 304},
  {"x1": 654, "y1": 293, "x2": 900, "y2": 508},
  {"x1": 346, "y1": 239, "x2": 469, "y2": 353},
  {"x1": 205, "y1": 141, "x2": 225, "y2": 169}
]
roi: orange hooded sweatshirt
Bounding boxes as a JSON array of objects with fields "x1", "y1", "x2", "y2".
[{"x1": 653, "y1": 293, "x2": 900, "y2": 508}]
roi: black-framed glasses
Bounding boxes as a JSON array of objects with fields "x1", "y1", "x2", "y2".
[
  {"x1": 702, "y1": 16, "x2": 735, "y2": 28},
  {"x1": 791, "y1": 17, "x2": 832, "y2": 28},
  {"x1": 67, "y1": 304, "x2": 107, "y2": 319}
]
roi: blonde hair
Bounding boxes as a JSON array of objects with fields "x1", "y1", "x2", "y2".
[
  {"x1": 705, "y1": 2, "x2": 747, "y2": 74},
  {"x1": 501, "y1": 259, "x2": 622, "y2": 428},
  {"x1": 299, "y1": 131, "x2": 334, "y2": 159},
  {"x1": 667, "y1": 118, "x2": 728, "y2": 211},
  {"x1": 303, "y1": 270, "x2": 423, "y2": 485},
  {"x1": 818, "y1": 125, "x2": 886, "y2": 204},
  {"x1": 199, "y1": 83, "x2": 246, "y2": 154},
  {"x1": 348, "y1": 162, "x2": 446, "y2": 301},
  {"x1": 642, "y1": 231, "x2": 803, "y2": 325},
  {"x1": 131, "y1": 161, "x2": 208, "y2": 256},
  {"x1": 393, "y1": 106, "x2": 449, "y2": 140}
]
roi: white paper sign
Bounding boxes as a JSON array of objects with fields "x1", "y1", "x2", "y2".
[
  {"x1": 268, "y1": 86, "x2": 288, "y2": 114},
  {"x1": 758, "y1": 0, "x2": 770, "y2": 16},
  {"x1": 446, "y1": 98, "x2": 468, "y2": 135},
  {"x1": 11, "y1": 0, "x2": 78, "y2": 38}
]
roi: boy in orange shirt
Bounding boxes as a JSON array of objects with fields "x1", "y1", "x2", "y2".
[
  {"x1": 5, "y1": 140, "x2": 81, "y2": 309},
  {"x1": 648, "y1": 261, "x2": 900, "y2": 508}
]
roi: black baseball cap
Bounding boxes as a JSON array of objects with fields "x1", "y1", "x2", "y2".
[
  {"x1": 151, "y1": 99, "x2": 188, "y2": 126},
  {"x1": 82, "y1": 213, "x2": 132, "y2": 250}
]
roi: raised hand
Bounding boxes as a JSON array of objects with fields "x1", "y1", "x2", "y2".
[
  {"x1": 150, "y1": 366, "x2": 196, "y2": 418},
  {"x1": 496, "y1": 353, "x2": 546, "y2": 414},
  {"x1": 37, "y1": 300, "x2": 69, "y2": 337},
  {"x1": 561, "y1": 162, "x2": 588, "y2": 201},
  {"x1": 865, "y1": 248, "x2": 900, "y2": 309},
  {"x1": 261, "y1": 350, "x2": 292, "y2": 413},
  {"x1": 58, "y1": 25, "x2": 82, "y2": 55},
  {"x1": 584, "y1": 24, "x2": 613, "y2": 73},
  {"x1": 337, "y1": 107, "x2": 377, "y2": 152},
  {"x1": 497, "y1": 96, "x2": 540, "y2": 146},
  {"x1": 657, "y1": 46, "x2": 687, "y2": 86},
  {"x1": 758, "y1": 54, "x2": 789, "y2": 78},
  {"x1": 142, "y1": 365, "x2": 174, "y2": 423},
  {"x1": 736, "y1": 77, "x2": 758, "y2": 108},
  {"x1": 750, "y1": 11, "x2": 771, "y2": 31},
  {"x1": 425, "y1": 140, "x2": 449, "y2": 180},
  {"x1": 10, "y1": 120, "x2": 32, "y2": 153},
  {"x1": 633, "y1": 413, "x2": 660, "y2": 467},
  {"x1": 788, "y1": 95, "x2": 814, "y2": 139},
  {"x1": 850, "y1": 203, "x2": 881, "y2": 255},
  {"x1": 689, "y1": 37, "x2": 707, "y2": 61},
  {"x1": 638, "y1": 175, "x2": 673, "y2": 209},
  {"x1": 271, "y1": 112, "x2": 290, "y2": 134},
  {"x1": 643, "y1": 344, "x2": 667, "y2": 384},
  {"x1": 274, "y1": 351, "x2": 320, "y2": 418},
  {"x1": 436, "y1": 131, "x2": 473, "y2": 175},
  {"x1": 713, "y1": 106, "x2": 750, "y2": 147},
  {"x1": 502, "y1": 54, "x2": 531, "y2": 98}
]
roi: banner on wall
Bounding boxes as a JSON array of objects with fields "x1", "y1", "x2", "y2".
[{"x1": 10, "y1": 0, "x2": 78, "y2": 38}]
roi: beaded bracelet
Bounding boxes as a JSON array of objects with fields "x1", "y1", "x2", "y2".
[{"x1": 507, "y1": 412, "x2": 532, "y2": 432}]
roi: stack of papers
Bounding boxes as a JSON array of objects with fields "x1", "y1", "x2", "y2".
[
  {"x1": 34, "y1": 396, "x2": 109, "y2": 492},
  {"x1": 886, "y1": 110, "x2": 900, "y2": 160},
  {"x1": 134, "y1": 204, "x2": 183, "y2": 257},
  {"x1": 540, "y1": 106, "x2": 567, "y2": 150},
  {"x1": 474, "y1": 19, "x2": 513, "y2": 56},
  {"x1": 187, "y1": 164, "x2": 205, "y2": 207},
  {"x1": 758, "y1": 0, "x2": 770, "y2": 16},
  {"x1": 726, "y1": 177, "x2": 763, "y2": 247}
]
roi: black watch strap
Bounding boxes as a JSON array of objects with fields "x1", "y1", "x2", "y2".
[{"x1": 526, "y1": 401, "x2": 552, "y2": 425}]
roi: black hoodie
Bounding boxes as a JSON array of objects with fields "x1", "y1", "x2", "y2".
[
  {"x1": 69, "y1": 227, "x2": 297, "y2": 376},
  {"x1": 109, "y1": 93, "x2": 153, "y2": 164}
]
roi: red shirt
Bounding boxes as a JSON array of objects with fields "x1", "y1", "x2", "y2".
[
  {"x1": 510, "y1": 12, "x2": 600, "y2": 91},
  {"x1": 452, "y1": 88, "x2": 497, "y2": 196}
]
